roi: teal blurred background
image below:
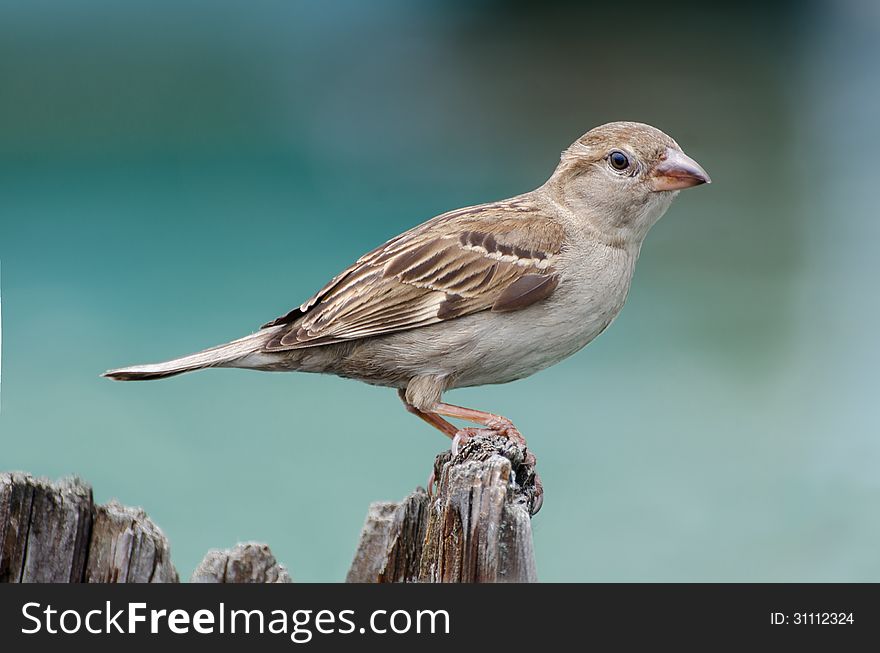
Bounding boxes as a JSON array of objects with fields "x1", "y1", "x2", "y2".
[{"x1": 2, "y1": 0, "x2": 879, "y2": 581}]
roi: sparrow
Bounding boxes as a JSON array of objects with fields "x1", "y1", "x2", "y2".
[{"x1": 105, "y1": 121, "x2": 710, "y2": 509}]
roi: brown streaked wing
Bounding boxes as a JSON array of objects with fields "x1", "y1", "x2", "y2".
[
  {"x1": 492, "y1": 274, "x2": 560, "y2": 312},
  {"x1": 263, "y1": 200, "x2": 564, "y2": 351}
]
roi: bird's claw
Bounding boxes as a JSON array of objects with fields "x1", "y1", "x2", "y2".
[
  {"x1": 485, "y1": 418, "x2": 528, "y2": 447},
  {"x1": 450, "y1": 427, "x2": 495, "y2": 456},
  {"x1": 530, "y1": 471, "x2": 544, "y2": 515},
  {"x1": 446, "y1": 422, "x2": 541, "y2": 515},
  {"x1": 450, "y1": 431, "x2": 468, "y2": 457}
]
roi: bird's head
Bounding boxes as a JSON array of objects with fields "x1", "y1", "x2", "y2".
[{"x1": 548, "y1": 121, "x2": 710, "y2": 245}]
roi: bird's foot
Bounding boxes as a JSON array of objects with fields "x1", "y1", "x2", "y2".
[
  {"x1": 450, "y1": 427, "x2": 495, "y2": 456},
  {"x1": 484, "y1": 417, "x2": 528, "y2": 447},
  {"x1": 509, "y1": 448, "x2": 543, "y2": 515},
  {"x1": 427, "y1": 428, "x2": 498, "y2": 498},
  {"x1": 531, "y1": 469, "x2": 544, "y2": 515},
  {"x1": 450, "y1": 425, "x2": 542, "y2": 515}
]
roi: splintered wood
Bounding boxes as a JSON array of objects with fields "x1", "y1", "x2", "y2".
[
  {"x1": 348, "y1": 435, "x2": 539, "y2": 583},
  {"x1": 0, "y1": 473, "x2": 177, "y2": 583},
  {"x1": 191, "y1": 542, "x2": 292, "y2": 583},
  {"x1": 2, "y1": 434, "x2": 541, "y2": 583}
]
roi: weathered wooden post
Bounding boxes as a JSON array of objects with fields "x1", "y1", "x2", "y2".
[
  {"x1": 0, "y1": 473, "x2": 177, "y2": 583},
  {"x1": 191, "y1": 542, "x2": 292, "y2": 583},
  {"x1": 348, "y1": 434, "x2": 540, "y2": 583},
  {"x1": 1, "y1": 434, "x2": 540, "y2": 583}
]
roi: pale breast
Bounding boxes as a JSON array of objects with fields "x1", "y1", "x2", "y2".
[
  {"x1": 330, "y1": 239, "x2": 639, "y2": 390},
  {"x1": 450, "y1": 239, "x2": 638, "y2": 387}
]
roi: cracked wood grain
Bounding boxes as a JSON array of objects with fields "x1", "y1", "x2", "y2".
[
  {"x1": 3, "y1": 436, "x2": 536, "y2": 584},
  {"x1": 191, "y1": 542, "x2": 291, "y2": 583},
  {"x1": 85, "y1": 500, "x2": 178, "y2": 583},
  {"x1": 348, "y1": 435, "x2": 539, "y2": 583},
  {"x1": 0, "y1": 472, "x2": 177, "y2": 582}
]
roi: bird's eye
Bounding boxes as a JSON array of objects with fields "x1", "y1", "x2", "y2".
[{"x1": 609, "y1": 150, "x2": 630, "y2": 171}]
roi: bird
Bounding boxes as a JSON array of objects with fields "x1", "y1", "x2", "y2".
[{"x1": 104, "y1": 121, "x2": 710, "y2": 511}]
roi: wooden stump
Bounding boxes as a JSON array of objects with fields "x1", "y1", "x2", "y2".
[
  {"x1": 0, "y1": 472, "x2": 177, "y2": 583},
  {"x1": 86, "y1": 500, "x2": 178, "y2": 583},
  {"x1": 346, "y1": 491, "x2": 429, "y2": 583},
  {"x1": 348, "y1": 434, "x2": 540, "y2": 583},
  {"x1": 0, "y1": 473, "x2": 92, "y2": 583},
  {"x1": 192, "y1": 542, "x2": 292, "y2": 583},
  {"x1": 2, "y1": 433, "x2": 541, "y2": 583}
]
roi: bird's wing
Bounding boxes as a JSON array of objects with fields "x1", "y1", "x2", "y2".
[{"x1": 261, "y1": 198, "x2": 565, "y2": 351}]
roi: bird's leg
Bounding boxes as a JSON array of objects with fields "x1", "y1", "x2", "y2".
[
  {"x1": 427, "y1": 402, "x2": 527, "y2": 447},
  {"x1": 399, "y1": 393, "x2": 540, "y2": 510},
  {"x1": 397, "y1": 389, "x2": 458, "y2": 438},
  {"x1": 430, "y1": 401, "x2": 543, "y2": 515},
  {"x1": 398, "y1": 390, "x2": 459, "y2": 496},
  {"x1": 401, "y1": 393, "x2": 542, "y2": 513}
]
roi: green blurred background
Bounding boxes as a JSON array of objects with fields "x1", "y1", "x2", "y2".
[{"x1": 2, "y1": 0, "x2": 879, "y2": 581}]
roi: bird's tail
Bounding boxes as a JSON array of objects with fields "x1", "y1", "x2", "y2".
[{"x1": 102, "y1": 328, "x2": 278, "y2": 381}]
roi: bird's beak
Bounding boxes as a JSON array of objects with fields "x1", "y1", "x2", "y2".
[{"x1": 650, "y1": 147, "x2": 711, "y2": 191}]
